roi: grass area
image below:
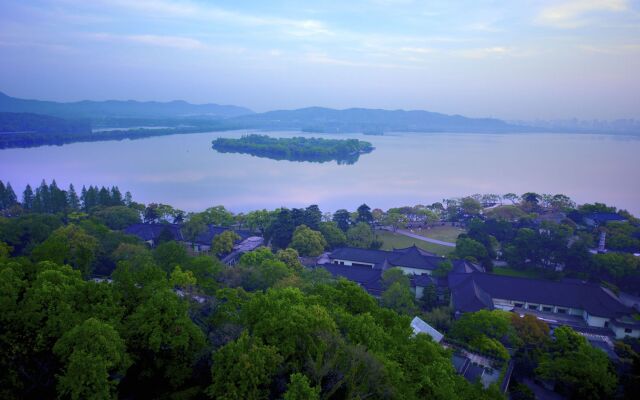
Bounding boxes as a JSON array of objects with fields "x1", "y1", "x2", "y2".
[
  {"x1": 410, "y1": 225, "x2": 466, "y2": 243},
  {"x1": 492, "y1": 266, "x2": 546, "y2": 279},
  {"x1": 375, "y1": 230, "x2": 453, "y2": 256}
]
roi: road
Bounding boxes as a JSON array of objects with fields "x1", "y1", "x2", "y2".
[{"x1": 392, "y1": 228, "x2": 456, "y2": 247}]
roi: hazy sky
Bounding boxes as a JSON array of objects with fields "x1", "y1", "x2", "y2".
[{"x1": 1, "y1": 0, "x2": 639, "y2": 120}]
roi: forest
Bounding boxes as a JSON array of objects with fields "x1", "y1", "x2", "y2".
[
  {"x1": 211, "y1": 134, "x2": 374, "y2": 164},
  {"x1": 1, "y1": 181, "x2": 639, "y2": 399}
]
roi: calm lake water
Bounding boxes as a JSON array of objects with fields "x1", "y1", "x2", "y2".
[{"x1": 1, "y1": 131, "x2": 639, "y2": 215}]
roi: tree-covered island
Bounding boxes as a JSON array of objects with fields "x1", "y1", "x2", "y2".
[{"x1": 211, "y1": 134, "x2": 374, "y2": 164}]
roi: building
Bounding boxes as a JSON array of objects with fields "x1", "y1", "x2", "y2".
[
  {"x1": 318, "y1": 246, "x2": 481, "y2": 299},
  {"x1": 124, "y1": 223, "x2": 253, "y2": 254},
  {"x1": 410, "y1": 316, "x2": 444, "y2": 342},
  {"x1": 448, "y1": 272, "x2": 640, "y2": 339},
  {"x1": 584, "y1": 212, "x2": 627, "y2": 226},
  {"x1": 327, "y1": 245, "x2": 482, "y2": 276}
]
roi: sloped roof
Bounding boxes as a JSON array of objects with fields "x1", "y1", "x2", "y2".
[
  {"x1": 449, "y1": 272, "x2": 633, "y2": 318},
  {"x1": 124, "y1": 223, "x2": 251, "y2": 246},
  {"x1": 328, "y1": 245, "x2": 451, "y2": 271},
  {"x1": 585, "y1": 213, "x2": 627, "y2": 224},
  {"x1": 411, "y1": 316, "x2": 444, "y2": 342},
  {"x1": 318, "y1": 264, "x2": 384, "y2": 296},
  {"x1": 124, "y1": 223, "x2": 182, "y2": 241}
]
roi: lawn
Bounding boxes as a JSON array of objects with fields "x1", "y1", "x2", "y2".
[
  {"x1": 411, "y1": 225, "x2": 466, "y2": 243},
  {"x1": 492, "y1": 266, "x2": 546, "y2": 279},
  {"x1": 375, "y1": 230, "x2": 453, "y2": 256}
]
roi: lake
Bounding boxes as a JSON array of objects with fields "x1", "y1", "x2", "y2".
[{"x1": 1, "y1": 131, "x2": 639, "y2": 215}]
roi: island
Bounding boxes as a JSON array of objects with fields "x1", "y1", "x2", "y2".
[{"x1": 211, "y1": 134, "x2": 374, "y2": 164}]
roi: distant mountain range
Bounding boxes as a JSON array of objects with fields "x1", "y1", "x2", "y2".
[
  {"x1": 0, "y1": 91, "x2": 637, "y2": 149},
  {"x1": 0, "y1": 91, "x2": 253, "y2": 119},
  {"x1": 225, "y1": 106, "x2": 527, "y2": 133}
]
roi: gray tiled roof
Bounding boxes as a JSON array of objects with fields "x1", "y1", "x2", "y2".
[
  {"x1": 449, "y1": 272, "x2": 632, "y2": 318},
  {"x1": 329, "y1": 245, "x2": 451, "y2": 271}
]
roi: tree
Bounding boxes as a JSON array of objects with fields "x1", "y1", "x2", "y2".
[
  {"x1": 67, "y1": 184, "x2": 80, "y2": 211},
  {"x1": 245, "y1": 209, "x2": 273, "y2": 234},
  {"x1": 53, "y1": 318, "x2": 130, "y2": 400},
  {"x1": 94, "y1": 206, "x2": 141, "y2": 230},
  {"x1": 169, "y1": 265, "x2": 197, "y2": 290},
  {"x1": 319, "y1": 221, "x2": 346, "y2": 249},
  {"x1": 332, "y1": 209, "x2": 351, "y2": 232},
  {"x1": 284, "y1": 373, "x2": 320, "y2": 400},
  {"x1": 346, "y1": 222, "x2": 374, "y2": 248},
  {"x1": 32, "y1": 225, "x2": 99, "y2": 277},
  {"x1": 383, "y1": 212, "x2": 408, "y2": 231},
  {"x1": 503, "y1": 193, "x2": 520, "y2": 204},
  {"x1": 125, "y1": 288, "x2": 206, "y2": 389},
  {"x1": 22, "y1": 184, "x2": 34, "y2": 210},
  {"x1": 356, "y1": 203, "x2": 373, "y2": 224},
  {"x1": 153, "y1": 241, "x2": 188, "y2": 273},
  {"x1": 381, "y1": 267, "x2": 409, "y2": 289},
  {"x1": 289, "y1": 225, "x2": 327, "y2": 257},
  {"x1": 455, "y1": 237, "x2": 488, "y2": 262},
  {"x1": 201, "y1": 205, "x2": 235, "y2": 226},
  {"x1": 182, "y1": 214, "x2": 207, "y2": 248},
  {"x1": 207, "y1": 332, "x2": 283, "y2": 400},
  {"x1": 143, "y1": 204, "x2": 160, "y2": 223},
  {"x1": 521, "y1": 192, "x2": 541, "y2": 211},
  {"x1": 381, "y1": 282, "x2": 417, "y2": 315},
  {"x1": 211, "y1": 230, "x2": 241, "y2": 256},
  {"x1": 266, "y1": 208, "x2": 295, "y2": 250},
  {"x1": 303, "y1": 205, "x2": 322, "y2": 231},
  {"x1": 536, "y1": 326, "x2": 617, "y2": 399},
  {"x1": 276, "y1": 248, "x2": 304, "y2": 272},
  {"x1": 460, "y1": 197, "x2": 482, "y2": 216}
]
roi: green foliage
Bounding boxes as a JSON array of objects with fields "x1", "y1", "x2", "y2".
[
  {"x1": 211, "y1": 230, "x2": 240, "y2": 256},
  {"x1": 53, "y1": 318, "x2": 130, "y2": 400},
  {"x1": 318, "y1": 221, "x2": 346, "y2": 249},
  {"x1": 32, "y1": 224, "x2": 99, "y2": 277},
  {"x1": 94, "y1": 206, "x2": 141, "y2": 230},
  {"x1": 283, "y1": 373, "x2": 320, "y2": 400},
  {"x1": 169, "y1": 265, "x2": 197, "y2": 289},
  {"x1": 289, "y1": 225, "x2": 326, "y2": 256},
  {"x1": 276, "y1": 248, "x2": 304, "y2": 272},
  {"x1": 346, "y1": 222, "x2": 374, "y2": 248},
  {"x1": 449, "y1": 310, "x2": 513, "y2": 360},
  {"x1": 536, "y1": 326, "x2": 617, "y2": 399},
  {"x1": 381, "y1": 282, "x2": 417, "y2": 315},
  {"x1": 433, "y1": 259, "x2": 453, "y2": 278},
  {"x1": 381, "y1": 267, "x2": 410, "y2": 289},
  {"x1": 207, "y1": 332, "x2": 283, "y2": 400},
  {"x1": 153, "y1": 240, "x2": 188, "y2": 272},
  {"x1": 125, "y1": 288, "x2": 206, "y2": 388},
  {"x1": 212, "y1": 134, "x2": 374, "y2": 164},
  {"x1": 454, "y1": 237, "x2": 488, "y2": 262}
]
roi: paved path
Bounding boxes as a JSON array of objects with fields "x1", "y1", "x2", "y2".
[{"x1": 393, "y1": 229, "x2": 456, "y2": 247}]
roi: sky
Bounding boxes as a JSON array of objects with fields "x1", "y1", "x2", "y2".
[{"x1": 0, "y1": 0, "x2": 639, "y2": 120}]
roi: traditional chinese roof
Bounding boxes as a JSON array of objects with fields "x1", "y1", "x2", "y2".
[{"x1": 449, "y1": 272, "x2": 633, "y2": 318}]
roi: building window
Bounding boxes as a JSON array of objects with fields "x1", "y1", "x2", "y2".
[
  {"x1": 528, "y1": 304, "x2": 539, "y2": 310},
  {"x1": 604, "y1": 321, "x2": 609, "y2": 328},
  {"x1": 556, "y1": 308, "x2": 567, "y2": 314},
  {"x1": 625, "y1": 328, "x2": 632, "y2": 333},
  {"x1": 542, "y1": 306, "x2": 553, "y2": 312},
  {"x1": 514, "y1": 302, "x2": 524, "y2": 308}
]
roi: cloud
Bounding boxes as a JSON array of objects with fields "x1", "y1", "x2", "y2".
[
  {"x1": 456, "y1": 46, "x2": 512, "y2": 59},
  {"x1": 537, "y1": 0, "x2": 629, "y2": 28},
  {"x1": 579, "y1": 43, "x2": 640, "y2": 54},
  {"x1": 126, "y1": 34, "x2": 205, "y2": 50},
  {"x1": 90, "y1": 32, "x2": 205, "y2": 50},
  {"x1": 100, "y1": 0, "x2": 333, "y2": 37}
]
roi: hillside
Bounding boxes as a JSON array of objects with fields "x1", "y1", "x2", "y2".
[
  {"x1": 0, "y1": 91, "x2": 253, "y2": 119},
  {"x1": 224, "y1": 106, "x2": 532, "y2": 133}
]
